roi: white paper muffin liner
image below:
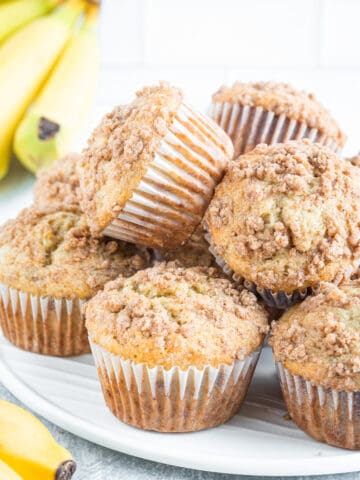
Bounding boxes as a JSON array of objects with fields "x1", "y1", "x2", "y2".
[
  {"x1": 210, "y1": 103, "x2": 341, "y2": 158},
  {"x1": 204, "y1": 227, "x2": 360, "y2": 309},
  {"x1": 276, "y1": 362, "x2": 360, "y2": 450},
  {"x1": 103, "y1": 103, "x2": 233, "y2": 249},
  {"x1": 0, "y1": 282, "x2": 89, "y2": 356},
  {"x1": 90, "y1": 340, "x2": 260, "y2": 432}
]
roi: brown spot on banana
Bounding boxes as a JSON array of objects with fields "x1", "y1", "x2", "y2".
[{"x1": 38, "y1": 117, "x2": 60, "y2": 140}]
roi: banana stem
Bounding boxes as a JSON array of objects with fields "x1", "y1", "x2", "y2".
[
  {"x1": 83, "y1": 3, "x2": 99, "y2": 30},
  {"x1": 54, "y1": 0, "x2": 86, "y2": 23}
]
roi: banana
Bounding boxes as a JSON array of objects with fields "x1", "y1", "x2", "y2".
[
  {"x1": 0, "y1": 0, "x2": 63, "y2": 44},
  {"x1": 0, "y1": 0, "x2": 85, "y2": 180},
  {"x1": 14, "y1": 3, "x2": 100, "y2": 173},
  {"x1": 0, "y1": 400, "x2": 76, "y2": 480},
  {"x1": 0, "y1": 459, "x2": 23, "y2": 480}
]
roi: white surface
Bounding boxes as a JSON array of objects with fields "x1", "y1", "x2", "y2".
[{"x1": 0, "y1": 337, "x2": 360, "y2": 477}]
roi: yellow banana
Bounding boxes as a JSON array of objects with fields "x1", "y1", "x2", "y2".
[
  {"x1": 0, "y1": 400, "x2": 76, "y2": 480},
  {"x1": 0, "y1": 459, "x2": 23, "y2": 480},
  {"x1": 0, "y1": 0, "x2": 85, "y2": 180},
  {"x1": 0, "y1": 0, "x2": 63, "y2": 44},
  {"x1": 14, "y1": 3, "x2": 99, "y2": 173}
]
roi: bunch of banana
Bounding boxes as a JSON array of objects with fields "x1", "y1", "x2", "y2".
[
  {"x1": 0, "y1": 399, "x2": 76, "y2": 480},
  {"x1": 15, "y1": 3, "x2": 100, "y2": 172},
  {"x1": 0, "y1": 0, "x2": 99, "y2": 180}
]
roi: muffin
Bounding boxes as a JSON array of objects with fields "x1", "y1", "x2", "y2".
[
  {"x1": 85, "y1": 263, "x2": 268, "y2": 432},
  {"x1": 34, "y1": 153, "x2": 81, "y2": 209},
  {"x1": 153, "y1": 225, "x2": 218, "y2": 269},
  {"x1": 79, "y1": 82, "x2": 233, "y2": 249},
  {"x1": 210, "y1": 81, "x2": 345, "y2": 157},
  {"x1": 270, "y1": 282, "x2": 360, "y2": 449},
  {"x1": 204, "y1": 140, "x2": 360, "y2": 308},
  {"x1": 0, "y1": 206, "x2": 150, "y2": 356}
]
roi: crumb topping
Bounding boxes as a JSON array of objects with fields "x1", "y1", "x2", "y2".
[
  {"x1": 204, "y1": 140, "x2": 360, "y2": 292},
  {"x1": 212, "y1": 81, "x2": 345, "y2": 146},
  {"x1": 0, "y1": 206, "x2": 150, "y2": 299},
  {"x1": 153, "y1": 225, "x2": 218, "y2": 269},
  {"x1": 34, "y1": 153, "x2": 81, "y2": 209},
  {"x1": 85, "y1": 262, "x2": 268, "y2": 369},
  {"x1": 79, "y1": 83, "x2": 183, "y2": 233},
  {"x1": 269, "y1": 282, "x2": 360, "y2": 390}
]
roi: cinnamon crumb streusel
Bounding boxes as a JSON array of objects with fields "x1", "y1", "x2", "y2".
[
  {"x1": 34, "y1": 153, "x2": 81, "y2": 209},
  {"x1": 204, "y1": 140, "x2": 360, "y2": 294},
  {"x1": 212, "y1": 81, "x2": 345, "y2": 147},
  {"x1": 85, "y1": 263, "x2": 268, "y2": 369},
  {"x1": 269, "y1": 282, "x2": 360, "y2": 391},
  {"x1": 0, "y1": 206, "x2": 150, "y2": 299},
  {"x1": 153, "y1": 225, "x2": 218, "y2": 269}
]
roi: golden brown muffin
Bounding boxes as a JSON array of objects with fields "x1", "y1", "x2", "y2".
[
  {"x1": 34, "y1": 153, "x2": 81, "y2": 209},
  {"x1": 0, "y1": 206, "x2": 150, "y2": 356},
  {"x1": 211, "y1": 81, "x2": 345, "y2": 156},
  {"x1": 0, "y1": 206, "x2": 149, "y2": 299},
  {"x1": 79, "y1": 82, "x2": 233, "y2": 249},
  {"x1": 204, "y1": 140, "x2": 360, "y2": 304},
  {"x1": 153, "y1": 225, "x2": 218, "y2": 269},
  {"x1": 270, "y1": 282, "x2": 360, "y2": 449},
  {"x1": 86, "y1": 263, "x2": 268, "y2": 432}
]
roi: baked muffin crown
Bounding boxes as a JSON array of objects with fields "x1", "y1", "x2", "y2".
[
  {"x1": 0, "y1": 206, "x2": 150, "y2": 299},
  {"x1": 34, "y1": 153, "x2": 81, "y2": 209},
  {"x1": 204, "y1": 140, "x2": 360, "y2": 292},
  {"x1": 270, "y1": 281, "x2": 360, "y2": 391},
  {"x1": 85, "y1": 262, "x2": 268, "y2": 369},
  {"x1": 212, "y1": 81, "x2": 345, "y2": 146},
  {"x1": 79, "y1": 82, "x2": 184, "y2": 233}
]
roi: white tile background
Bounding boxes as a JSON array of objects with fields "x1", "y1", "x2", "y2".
[{"x1": 98, "y1": 0, "x2": 360, "y2": 156}]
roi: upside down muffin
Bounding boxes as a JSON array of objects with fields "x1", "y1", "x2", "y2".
[
  {"x1": 210, "y1": 81, "x2": 345, "y2": 157},
  {"x1": 85, "y1": 262, "x2": 268, "y2": 432},
  {"x1": 0, "y1": 206, "x2": 150, "y2": 356},
  {"x1": 204, "y1": 140, "x2": 360, "y2": 308},
  {"x1": 79, "y1": 82, "x2": 233, "y2": 249},
  {"x1": 270, "y1": 282, "x2": 360, "y2": 449}
]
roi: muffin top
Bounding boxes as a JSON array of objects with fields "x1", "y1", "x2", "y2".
[
  {"x1": 0, "y1": 206, "x2": 150, "y2": 299},
  {"x1": 34, "y1": 153, "x2": 81, "y2": 209},
  {"x1": 153, "y1": 225, "x2": 218, "y2": 269},
  {"x1": 79, "y1": 83, "x2": 184, "y2": 233},
  {"x1": 204, "y1": 140, "x2": 360, "y2": 293},
  {"x1": 212, "y1": 81, "x2": 345, "y2": 146},
  {"x1": 270, "y1": 282, "x2": 360, "y2": 391},
  {"x1": 85, "y1": 263, "x2": 268, "y2": 369}
]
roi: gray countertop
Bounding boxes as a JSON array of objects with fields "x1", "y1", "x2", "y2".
[{"x1": 0, "y1": 384, "x2": 358, "y2": 480}]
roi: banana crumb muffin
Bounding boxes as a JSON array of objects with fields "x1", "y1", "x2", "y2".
[
  {"x1": 153, "y1": 225, "x2": 218, "y2": 269},
  {"x1": 211, "y1": 81, "x2": 345, "y2": 157},
  {"x1": 204, "y1": 140, "x2": 360, "y2": 308},
  {"x1": 270, "y1": 282, "x2": 360, "y2": 449},
  {"x1": 34, "y1": 153, "x2": 81, "y2": 209},
  {"x1": 86, "y1": 262, "x2": 268, "y2": 432},
  {"x1": 79, "y1": 82, "x2": 233, "y2": 249},
  {"x1": 0, "y1": 206, "x2": 150, "y2": 355}
]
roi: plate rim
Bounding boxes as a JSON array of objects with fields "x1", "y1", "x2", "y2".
[{"x1": 0, "y1": 344, "x2": 360, "y2": 476}]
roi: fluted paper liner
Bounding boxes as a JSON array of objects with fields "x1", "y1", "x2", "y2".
[
  {"x1": 0, "y1": 282, "x2": 89, "y2": 356},
  {"x1": 204, "y1": 227, "x2": 360, "y2": 309},
  {"x1": 210, "y1": 103, "x2": 341, "y2": 158},
  {"x1": 90, "y1": 340, "x2": 260, "y2": 432},
  {"x1": 277, "y1": 362, "x2": 360, "y2": 450},
  {"x1": 103, "y1": 103, "x2": 232, "y2": 249}
]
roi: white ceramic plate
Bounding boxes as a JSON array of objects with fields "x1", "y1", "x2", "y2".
[{"x1": 0, "y1": 337, "x2": 360, "y2": 477}]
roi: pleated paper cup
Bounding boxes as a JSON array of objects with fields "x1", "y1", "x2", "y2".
[
  {"x1": 277, "y1": 362, "x2": 360, "y2": 450},
  {"x1": 102, "y1": 103, "x2": 233, "y2": 249},
  {"x1": 210, "y1": 103, "x2": 341, "y2": 158},
  {"x1": 90, "y1": 340, "x2": 260, "y2": 432},
  {"x1": 0, "y1": 282, "x2": 89, "y2": 356}
]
